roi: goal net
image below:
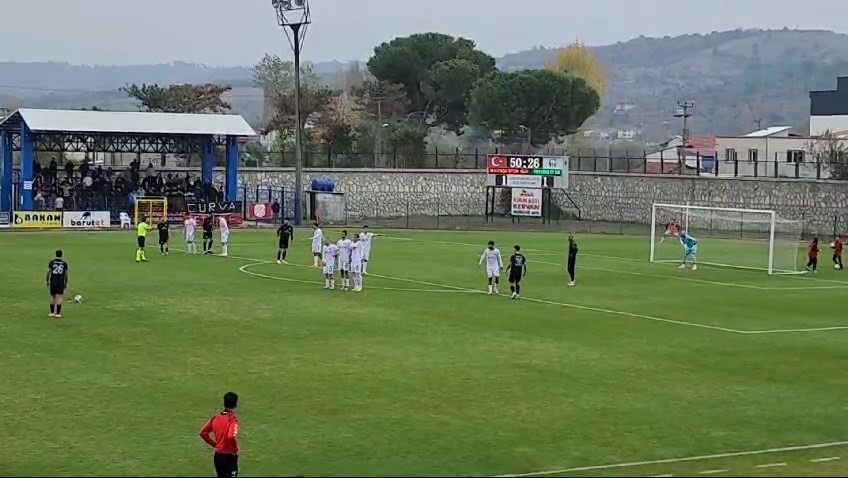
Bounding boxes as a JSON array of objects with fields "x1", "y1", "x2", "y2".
[
  {"x1": 134, "y1": 197, "x2": 168, "y2": 226},
  {"x1": 650, "y1": 203, "x2": 805, "y2": 275}
]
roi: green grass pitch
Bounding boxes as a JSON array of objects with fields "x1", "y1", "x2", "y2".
[{"x1": 2, "y1": 228, "x2": 848, "y2": 477}]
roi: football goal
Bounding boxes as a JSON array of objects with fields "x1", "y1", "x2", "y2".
[{"x1": 650, "y1": 203, "x2": 805, "y2": 275}]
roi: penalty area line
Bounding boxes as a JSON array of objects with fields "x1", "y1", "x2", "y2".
[
  {"x1": 193, "y1": 248, "x2": 743, "y2": 334},
  {"x1": 492, "y1": 440, "x2": 848, "y2": 477},
  {"x1": 238, "y1": 261, "x2": 480, "y2": 295}
]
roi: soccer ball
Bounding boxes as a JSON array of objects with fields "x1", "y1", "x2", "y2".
[
  {"x1": 73, "y1": 294, "x2": 83, "y2": 304},
  {"x1": 837, "y1": 264, "x2": 842, "y2": 270}
]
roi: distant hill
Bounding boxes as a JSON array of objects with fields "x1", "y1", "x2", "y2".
[
  {"x1": 501, "y1": 29, "x2": 848, "y2": 139},
  {"x1": 3, "y1": 29, "x2": 848, "y2": 140}
]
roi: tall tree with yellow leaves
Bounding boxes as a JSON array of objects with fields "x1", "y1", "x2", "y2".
[{"x1": 544, "y1": 42, "x2": 606, "y2": 97}]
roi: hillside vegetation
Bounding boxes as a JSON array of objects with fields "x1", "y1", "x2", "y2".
[{"x1": 2, "y1": 29, "x2": 848, "y2": 140}]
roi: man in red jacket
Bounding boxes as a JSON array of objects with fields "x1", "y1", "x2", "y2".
[{"x1": 199, "y1": 392, "x2": 240, "y2": 477}]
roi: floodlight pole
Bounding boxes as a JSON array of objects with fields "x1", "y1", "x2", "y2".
[
  {"x1": 291, "y1": 23, "x2": 305, "y2": 226},
  {"x1": 272, "y1": 0, "x2": 310, "y2": 226}
]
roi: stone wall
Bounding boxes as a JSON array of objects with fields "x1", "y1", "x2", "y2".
[{"x1": 173, "y1": 167, "x2": 848, "y2": 233}]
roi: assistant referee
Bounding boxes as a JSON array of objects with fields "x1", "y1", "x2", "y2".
[
  {"x1": 199, "y1": 392, "x2": 241, "y2": 478},
  {"x1": 136, "y1": 216, "x2": 151, "y2": 263}
]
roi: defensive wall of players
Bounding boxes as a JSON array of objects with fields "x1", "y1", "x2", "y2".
[{"x1": 193, "y1": 167, "x2": 848, "y2": 235}]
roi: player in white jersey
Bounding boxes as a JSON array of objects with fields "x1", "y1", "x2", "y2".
[
  {"x1": 336, "y1": 230, "x2": 353, "y2": 291},
  {"x1": 311, "y1": 223, "x2": 324, "y2": 267},
  {"x1": 321, "y1": 239, "x2": 339, "y2": 290},
  {"x1": 350, "y1": 234, "x2": 364, "y2": 292},
  {"x1": 359, "y1": 225, "x2": 385, "y2": 274},
  {"x1": 184, "y1": 214, "x2": 198, "y2": 254},
  {"x1": 478, "y1": 240, "x2": 503, "y2": 295},
  {"x1": 218, "y1": 215, "x2": 230, "y2": 257}
]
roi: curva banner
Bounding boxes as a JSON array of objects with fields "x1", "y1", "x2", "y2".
[
  {"x1": 511, "y1": 189, "x2": 543, "y2": 217},
  {"x1": 63, "y1": 211, "x2": 111, "y2": 229},
  {"x1": 246, "y1": 203, "x2": 274, "y2": 220},
  {"x1": 13, "y1": 211, "x2": 63, "y2": 228},
  {"x1": 0, "y1": 211, "x2": 10, "y2": 228}
]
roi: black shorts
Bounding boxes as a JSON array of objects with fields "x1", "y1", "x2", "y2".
[
  {"x1": 203, "y1": 230, "x2": 213, "y2": 240},
  {"x1": 49, "y1": 281, "x2": 65, "y2": 296},
  {"x1": 509, "y1": 272, "x2": 522, "y2": 283},
  {"x1": 213, "y1": 453, "x2": 238, "y2": 478},
  {"x1": 137, "y1": 236, "x2": 146, "y2": 248},
  {"x1": 159, "y1": 235, "x2": 169, "y2": 245},
  {"x1": 278, "y1": 238, "x2": 290, "y2": 249}
]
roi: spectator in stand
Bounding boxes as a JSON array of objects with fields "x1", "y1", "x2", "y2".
[
  {"x1": 146, "y1": 161, "x2": 156, "y2": 179},
  {"x1": 64, "y1": 160, "x2": 75, "y2": 181},
  {"x1": 35, "y1": 190, "x2": 46, "y2": 211},
  {"x1": 48, "y1": 159, "x2": 58, "y2": 181},
  {"x1": 34, "y1": 160, "x2": 42, "y2": 178},
  {"x1": 54, "y1": 194, "x2": 64, "y2": 212},
  {"x1": 79, "y1": 159, "x2": 90, "y2": 179}
]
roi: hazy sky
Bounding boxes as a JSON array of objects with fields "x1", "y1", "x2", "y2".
[{"x1": 2, "y1": 0, "x2": 847, "y2": 65}]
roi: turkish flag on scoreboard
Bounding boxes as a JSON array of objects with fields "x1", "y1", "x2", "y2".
[
  {"x1": 487, "y1": 155, "x2": 508, "y2": 169},
  {"x1": 247, "y1": 202, "x2": 274, "y2": 220}
]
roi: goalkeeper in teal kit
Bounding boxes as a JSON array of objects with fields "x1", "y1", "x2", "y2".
[{"x1": 678, "y1": 231, "x2": 698, "y2": 270}]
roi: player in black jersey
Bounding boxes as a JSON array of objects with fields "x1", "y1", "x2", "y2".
[
  {"x1": 202, "y1": 214, "x2": 215, "y2": 255},
  {"x1": 157, "y1": 219, "x2": 170, "y2": 255},
  {"x1": 276, "y1": 219, "x2": 294, "y2": 264},
  {"x1": 567, "y1": 234, "x2": 579, "y2": 287},
  {"x1": 47, "y1": 250, "x2": 69, "y2": 318},
  {"x1": 506, "y1": 245, "x2": 527, "y2": 300}
]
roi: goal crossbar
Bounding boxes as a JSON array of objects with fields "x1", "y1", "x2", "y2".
[{"x1": 650, "y1": 203, "x2": 804, "y2": 275}]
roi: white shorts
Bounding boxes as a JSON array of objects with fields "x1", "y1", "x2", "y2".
[
  {"x1": 339, "y1": 261, "x2": 350, "y2": 272},
  {"x1": 221, "y1": 232, "x2": 230, "y2": 244},
  {"x1": 186, "y1": 232, "x2": 195, "y2": 242},
  {"x1": 487, "y1": 267, "x2": 500, "y2": 279},
  {"x1": 323, "y1": 263, "x2": 335, "y2": 275},
  {"x1": 351, "y1": 262, "x2": 362, "y2": 274},
  {"x1": 312, "y1": 245, "x2": 322, "y2": 254},
  {"x1": 363, "y1": 249, "x2": 371, "y2": 261}
]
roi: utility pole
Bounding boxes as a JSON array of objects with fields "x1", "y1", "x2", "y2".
[
  {"x1": 674, "y1": 101, "x2": 694, "y2": 164},
  {"x1": 754, "y1": 118, "x2": 763, "y2": 130}
]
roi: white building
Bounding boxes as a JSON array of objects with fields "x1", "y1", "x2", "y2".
[{"x1": 715, "y1": 126, "x2": 848, "y2": 179}]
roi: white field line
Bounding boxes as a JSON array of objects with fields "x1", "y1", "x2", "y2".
[
  {"x1": 492, "y1": 440, "x2": 848, "y2": 477},
  {"x1": 697, "y1": 470, "x2": 728, "y2": 475},
  {"x1": 741, "y1": 326, "x2": 848, "y2": 335},
  {"x1": 198, "y1": 248, "x2": 746, "y2": 334},
  {"x1": 529, "y1": 259, "x2": 848, "y2": 291},
  {"x1": 238, "y1": 261, "x2": 480, "y2": 295},
  {"x1": 810, "y1": 456, "x2": 841, "y2": 463},
  {"x1": 754, "y1": 462, "x2": 786, "y2": 468},
  {"x1": 183, "y1": 247, "x2": 848, "y2": 335},
  {"x1": 380, "y1": 235, "x2": 848, "y2": 290}
]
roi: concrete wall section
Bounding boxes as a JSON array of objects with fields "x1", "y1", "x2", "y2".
[{"x1": 180, "y1": 167, "x2": 848, "y2": 234}]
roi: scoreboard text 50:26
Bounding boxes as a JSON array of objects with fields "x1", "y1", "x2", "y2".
[{"x1": 486, "y1": 154, "x2": 566, "y2": 175}]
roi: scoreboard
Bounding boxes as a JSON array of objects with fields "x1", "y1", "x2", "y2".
[{"x1": 486, "y1": 154, "x2": 569, "y2": 189}]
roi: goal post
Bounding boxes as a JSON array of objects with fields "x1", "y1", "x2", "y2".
[
  {"x1": 650, "y1": 203, "x2": 805, "y2": 275},
  {"x1": 134, "y1": 197, "x2": 168, "y2": 226}
]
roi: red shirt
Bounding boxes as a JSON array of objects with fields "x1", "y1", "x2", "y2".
[
  {"x1": 199, "y1": 410, "x2": 240, "y2": 455},
  {"x1": 808, "y1": 242, "x2": 819, "y2": 258},
  {"x1": 835, "y1": 241, "x2": 844, "y2": 255}
]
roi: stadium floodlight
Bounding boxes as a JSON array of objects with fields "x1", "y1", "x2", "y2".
[
  {"x1": 271, "y1": 0, "x2": 311, "y2": 225},
  {"x1": 649, "y1": 203, "x2": 805, "y2": 275}
]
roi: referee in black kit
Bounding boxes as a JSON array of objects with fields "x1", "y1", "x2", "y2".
[{"x1": 567, "y1": 234, "x2": 578, "y2": 287}]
